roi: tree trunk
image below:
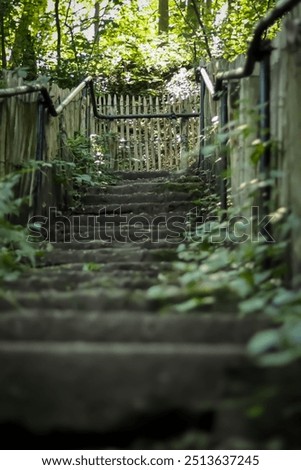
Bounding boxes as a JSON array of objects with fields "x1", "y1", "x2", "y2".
[
  {"x1": 158, "y1": 0, "x2": 169, "y2": 34},
  {"x1": 94, "y1": 1, "x2": 100, "y2": 43},
  {"x1": 186, "y1": 0, "x2": 200, "y2": 28},
  {"x1": 55, "y1": 0, "x2": 61, "y2": 72},
  {"x1": 0, "y1": 10, "x2": 6, "y2": 68}
]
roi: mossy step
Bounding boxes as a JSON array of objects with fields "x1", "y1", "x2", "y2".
[
  {"x1": 0, "y1": 311, "x2": 272, "y2": 343},
  {"x1": 87, "y1": 181, "x2": 202, "y2": 195}
]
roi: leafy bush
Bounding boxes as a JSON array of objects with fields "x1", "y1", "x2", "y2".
[
  {"x1": 148, "y1": 122, "x2": 301, "y2": 367},
  {"x1": 0, "y1": 173, "x2": 37, "y2": 282}
]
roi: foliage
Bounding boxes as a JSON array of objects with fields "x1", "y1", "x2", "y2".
[
  {"x1": 0, "y1": 172, "x2": 37, "y2": 282},
  {"x1": 0, "y1": 0, "x2": 280, "y2": 92},
  {"x1": 148, "y1": 119, "x2": 301, "y2": 368},
  {"x1": 215, "y1": 0, "x2": 279, "y2": 60},
  {"x1": 53, "y1": 134, "x2": 118, "y2": 207}
]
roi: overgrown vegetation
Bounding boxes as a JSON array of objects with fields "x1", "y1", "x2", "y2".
[
  {"x1": 148, "y1": 123, "x2": 301, "y2": 368},
  {"x1": 0, "y1": 132, "x2": 118, "y2": 283},
  {"x1": 53, "y1": 133, "x2": 119, "y2": 208},
  {"x1": 0, "y1": 172, "x2": 37, "y2": 282}
]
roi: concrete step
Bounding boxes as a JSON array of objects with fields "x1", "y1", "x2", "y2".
[
  {"x1": 81, "y1": 191, "x2": 201, "y2": 205},
  {"x1": 0, "y1": 285, "x2": 237, "y2": 313},
  {"x1": 3, "y1": 270, "x2": 161, "y2": 292},
  {"x1": 52, "y1": 225, "x2": 187, "y2": 243},
  {"x1": 37, "y1": 247, "x2": 179, "y2": 266},
  {"x1": 0, "y1": 340, "x2": 248, "y2": 435},
  {"x1": 0, "y1": 311, "x2": 271, "y2": 343},
  {"x1": 0, "y1": 287, "x2": 148, "y2": 311},
  {"x1": 52, "y1": 211, "x2": 201, "y2": 227},
  {"x1": 113, "y1": 171, "x2": 202, "y2": 183},
  {"x1": 31, "y1": 261, "x2": 174, "y2": 273},
  {"x1": 48, "y1": 239, "x2": 183, "y2": 250},
  {"x1": 88, "y1": 181, "x2": 202, "y2": 195},
  {"x1": 72, "y1": 201, "x2": 197, "y2": 215},
  {"x1": 114, "y1": 170, "x2": 171, "y2": 180}
]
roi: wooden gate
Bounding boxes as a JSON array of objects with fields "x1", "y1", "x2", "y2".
[{"x1": 92, "y1": 93, "x2": 200, "y2": 171}]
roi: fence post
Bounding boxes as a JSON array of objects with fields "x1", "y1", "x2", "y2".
[
  {"x1": 219, "y1": 87, "x2": 229, "y2": 214},
  {"x1": 259, "y1": 50, "x2": 272, "y2": 211},
  {"x1": 199, "y1": 73, "x2": 206, "y2": 169},
  {"x1": 180, "y1": 115, "x2": 189, "y2": 169},
  {"x1": 32, "y1": 97, "x2": 46, "y2": 215}
]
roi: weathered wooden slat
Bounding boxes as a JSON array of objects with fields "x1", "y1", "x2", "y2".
[
  {"x1": 143, "y1": 97, "x2": 150, "y2": 171},
  {"x1": 0, "y1": 82, "x2": 202, "y2": 186},
  {"x1": 132, "y1": 96, "x2": 138, "y2": 171}
]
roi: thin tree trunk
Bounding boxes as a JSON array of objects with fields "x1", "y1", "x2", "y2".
[
  {"x1": 94, "y1": 1, "x2": 100, "y2": 44},
  {"x1": 188, "y1": 0, "x2": 212, "y2": 59},
  {"x1": 158, "y1": 0, "x2": 169, "y2": 34},
  {"x1": 0, "y1": 12, "x2": 6, "y2": 68},
  {"x1": 55, "y1": 0, "x2": 61, "y2": 72}
]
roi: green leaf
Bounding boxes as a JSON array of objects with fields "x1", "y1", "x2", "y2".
[
  {"x1": 239, "y1": 296, "x2": 268, "y2": 314},
  {"x1": 175, "y1": 296, "x2": 214, "y2": 313},
  {"x1": 259, "y1": 351, "x2": 296, "y2": 367},
  {"x1": 248, "y1": 329, "x2": 280, "y2": 356}
]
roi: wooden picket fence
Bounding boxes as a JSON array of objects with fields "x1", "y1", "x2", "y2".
[{"x1": 91, "y1": 93, "x2": 201, "y2": 171}]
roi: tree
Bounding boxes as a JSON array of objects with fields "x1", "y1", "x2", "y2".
[
  {"x1": 0, "y1": 0, "x2": 279, "y2": 91},
  {"x1": 0, "y1": 0, "x2": 7, "y2": 68},
  {"x1": 158, "y1": 0, "x2": 169, "y2": 34}
]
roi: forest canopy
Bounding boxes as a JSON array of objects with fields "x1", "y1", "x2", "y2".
[{"x1": 0, "y1": 0, "x2": 277, "y2": 92}]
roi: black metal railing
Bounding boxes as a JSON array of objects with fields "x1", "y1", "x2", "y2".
[
  {"x1": 214, "y1": 0, "x2": 301, "y2": 98},
  {"x1": 212, "y1": 0, "x2": 301, "y2": 217}
]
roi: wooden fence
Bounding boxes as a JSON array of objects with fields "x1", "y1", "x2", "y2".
[
  {"x1": 0, "y1": 77, "x2": 201, "y2": 217},
  {"x1": 90, "y1": 93, "x2": 200, "y2": 171},
  {"x1": 0, "y1": 73, "x2": 89, "y2": 216}
]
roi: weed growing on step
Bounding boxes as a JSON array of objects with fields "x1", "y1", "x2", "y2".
[{"x1": 82, "y1": 262, "x2": 104, "y2": 272}]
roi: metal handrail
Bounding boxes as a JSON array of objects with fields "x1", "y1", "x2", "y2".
[
  {"x1": 87, "y1": 81, "x2": 199, "y2": 120},
  {"x1": 0, "y1": 77, "x2": 200, "y2": 120},
  {"x1": 0, "y1": 84, "x2": 58, "y2": 116},
  {"x1": 0, "y1": 76, "x2": 93, "y2": 116},
  {"x1": 200, "y1": 67, "x2": 214, "y2": 96},
  {"x1": 214, "y1": 0, "x2": 301, "y2": 99}
]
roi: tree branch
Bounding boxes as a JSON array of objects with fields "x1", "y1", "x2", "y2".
[{"x1": 190, "y1": 0, "x2": 212, "y2": 59}]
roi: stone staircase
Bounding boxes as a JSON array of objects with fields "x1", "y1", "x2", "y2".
[{"x1": 0, "y1": 171, "x2": 297, "y2": 449}]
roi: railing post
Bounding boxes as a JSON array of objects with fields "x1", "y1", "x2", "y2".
[
  {"x1": 180, "y1": 115, "x2": 189, "y2": 170},
  {"x1": 259, "y1": 50, "x2": 271, "y2": 204},
  {"x1": 199, "y1": 73, "x2": 206, "y2": 169},
  {"x1": 259, "y1": 46, "x2": 274, "y2": 246},
  {"x1": 219, "y1": 86, "x2": 228, "y2": 214},
  {"x1": 33, "y1": 96, "x2": 46, "y2": 215}
]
